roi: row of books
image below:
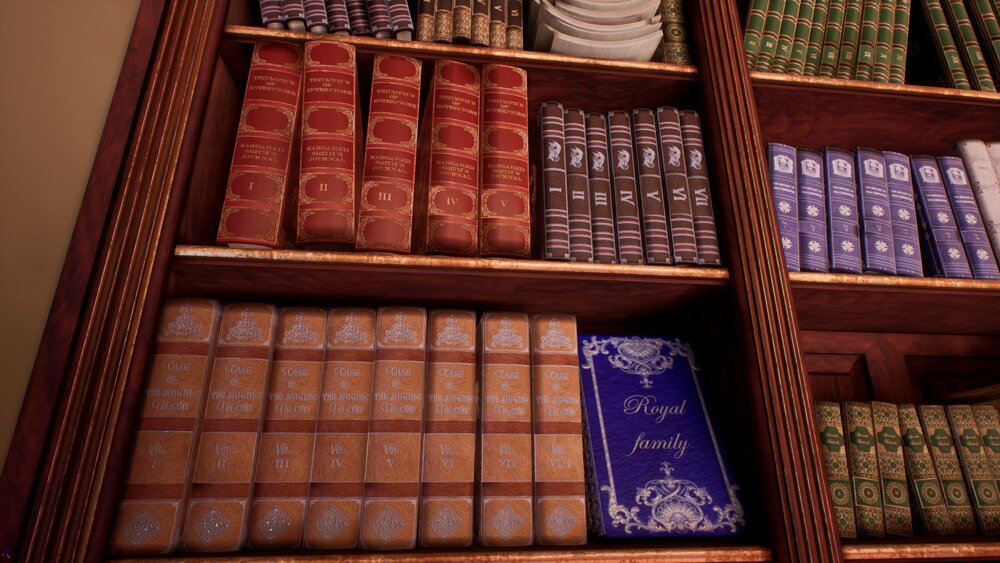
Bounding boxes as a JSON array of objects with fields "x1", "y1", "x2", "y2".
[
  {"x1": 767, "y1": 140, "x2": 1000, "y2": 279},
  {"x1": 539, "y1": 102, "x2": 721, "y2": 266},
  {"x1": 415, "y1": 0, "x2": 525, "y2": 48},
  {"x1": 816, "y1": 401, "x2": 1000, "y2": 537},
  {"x1": 258, "y1": 0, "x2": 415, "y2": 39},
  {"x1": 921, "y1": 0, "x2": 1000, "y2": 91},
  {"x1": 113, "y1": 300, "x2": 588, "y2": 554},
  {"x1": 217, "y1": 41, "x2": 533, "y2": 257}
]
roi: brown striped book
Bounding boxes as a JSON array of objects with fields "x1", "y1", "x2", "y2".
[
  {"x1": 111, "y1": 299, "x2": 222, "y2": 555},
  {"x1": 564, "y1": 108, "x2": 594, "y2": 262},
  {"x1": 633, "y1": 108, "x2": 672, "y2": 265},
  {"x1": 490, "y1": 0, "x2": 506, "y2": 48},
  {"x1": 608, "y1": 110, "x2": 644, "y2": 264},
  {"x1": 947, "y1": 404, "x2": 1000, "y2": 534},
  {"x1": 656, "y1": 107, "x2": 699, "y2": 264},
  {"x1": 814, "y1": 401, "x2": 857, "y2": 538},
  {"x1": 898, "y1": 404, "x2": 953, "y2": 534},
  {"x1": 182, "y1": 304, "x2": 279, "y2": 551},
  {"x1": 584, "y1": 112, "x2": 617, "y2": 264},
  {"x1": 872, "y1": 401, "x2": 913, "y2": 535},
  {"x1": 919, "y1": 405, "x2": 978, "y2": 533},
  {"x1": 844, "y1": 400, "x2": 885, "y2": 537},
  {"x1": 540, "y1": 101, "x2": 571, "y2": 261},
  {"x1": 680, "y1": 110, "x2": 722, "y2": 265}
]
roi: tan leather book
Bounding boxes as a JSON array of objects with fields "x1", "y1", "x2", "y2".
[
  {"x1": 919, "y1": 405, "x2": 978, "y2": 533},
  {"x1": 360, "y1": 307, "x2": 428, "y2": 549},
  {"x1": 814, "y1": 401, "x2": 857, "y2": 538},
  {"x1": 844, "y1": 400, "x2": 885, "y2": 537},
  {"x1": 182, "y1": 304, "x2": 279, "y2": 551},
  {"x1": 110, "y1": 299, "x2": 222, "y2": 555},
  {"x1": 530, "y1": 314, "x2": 585, "y2": 545},
  {"x1": 303, "y1": 308, "x2": 378, "y2": 548},
  {"x1": 247, "y1": 308, "x2": 327, "y2": 548},
  {"x1": 478, "y1": 312, "x2": 533, "y2": 546},
  {"x1": 947, "y1": 404, "x2": 1000, "y2": 534},
  {"x1": 872, "y1": 401, "x2": 913, "y2": 535},
  {"x1": 418, "y1": 310, "x2": 478, "y2": 547}
]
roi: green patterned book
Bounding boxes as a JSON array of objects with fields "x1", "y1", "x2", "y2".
[
  {"x1": 899, "y1": 405, "x2": 954, "y2": 535},
  {"x1": 889, "y1": 0, "x2": 912, "y2": 83},
  {"x1": 655, "y1": 0, "x2": 693, "y2": 65},
  {"x1": 805, "y1": 0, "x2": 832, "y2": 74},
  {"x1": 947, "y1": 405, "x2": 1000, "y2": 534},
  {"x1": 872, "y1": 0, "x2": 897, "y2": 82},
  {"x1": 821, "y1": 0, "x2": 849, "y2": 75},
  {"x1": 973, "y1": 405, "x2": 1000, "y2": 496},
  {"x1": 967, "y1": 0, "x2": 1000, "y2": 80},
  {"x1": 873, "y1": 402, "x2": 913, "y2": 535},
  {"x1": 855, "y1": 0, "x2": 881, "y2": 79},
  {"x1": 789, "y1": 0, "x2": 818, "y2": 73},
  {"x1": 919, "y1": 405, "x2": 978, "y2": 533},
  {"x1": 919, "y1": 0, "x2": 972, "y2": 88},
  {"x1": 757, "y1": 0, "x2": 788, "y2": 70},
  {"x1": 941, "y1": 0, "x2": 996, "y2": 90},
  {"x1": 746, "y1": 0, "x2": 773, "y2": 69},
  {"x1": 845, "y1": 401, "x2": 886, "y2": 537},
  {"x1": 837, "y1": 0, "x2": 865, "y2": 78},
  {"x1": 816, "y1": 401, "x2": 858, "y2": 538},
  {"x1": 772, "y1": 0, "x2": 802, "y2": 71}
]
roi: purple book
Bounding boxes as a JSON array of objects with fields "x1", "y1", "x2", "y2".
[
  {"x1": 767, "y1": 143, "x2": 800, "y2": 272},
  {"x1": 910, "y1": 155, "x2": 973, "y2": 278},
  {"x1": 883, "y1": 152, "x2": 923, "y2": 277},
  {"x1": 855, "y1": 149, "x2": 896, "y2": 274},
  {"x1": 938, "y1": 156, "x2": 1000, "y2": 279},
  {"x1": 825, "y1": 148, "x2": 863, "y2": 274},
  {"x1": 797, "y1": 149, "x2": 829, "y2": 272}
]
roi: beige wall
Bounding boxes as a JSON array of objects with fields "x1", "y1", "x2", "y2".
[{"x1": 0, "y1": 0, "x2": 141, "y2": 470}]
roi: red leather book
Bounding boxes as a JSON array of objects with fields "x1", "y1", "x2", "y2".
[
  {"x1": 355, "y1": 55, "x2": 423, "y2": 253},
  {"x1": 217, "y1": 42, "x2": 303, "y2": 249},
  {"x1": 563, "y1": 108, "x2": 594, "y2": 262},
  {"x1": 633, "y1": 108, "x2": 672, "y2": 265},
  {"x1": 296, "y1": 42, "x2": 361, "y2": 248},
  {"x1": 584, "y1": 112, "x2": 617, "y2": 263},
  {"x1": 608, "y1": 110, "x2": 644, "y2": 264},
  {"x1": 414, "y1": 60, "x2": 481, "y2": 255},
  {"x1": 479, "y1": 64, "x2": 531, "y2": 258},
  {"x1": 656, "y1": 107, "x2": 699, "y2": 264},
  {"x1": 539, "y1": 101, "x2": 571, "y2": 261},
  {"x1": 679, "y1": 110, "x2": 722, "y2": 265}
]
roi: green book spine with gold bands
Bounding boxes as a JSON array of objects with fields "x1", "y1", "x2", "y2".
[
  {"x1": 772, "y1": 0, "x2": 802, "y2": 71},
  {"x1": 805, "y1": 0, "x2": 831, "y2": 74},
  {"x1": 889, "y1": 0, "x2": 912, "y2": 83},
  {"x1": 789, "y1": 0, "x2": 818, "y2": 73},
  {"x1": 855, "y1": 0, "x2": 881, "y2": 79},
  {"x1": 967, "y1": 0, "x2": 1000, "y2": 80},
  {"x1": 820, "y1": 0, "x2": 848, "y2": 75},
  {"x1": 757, "y1": 0, "x2": 788, "y2": 70},
  {"x1": 919, "y1": 0, "x2": 971, "y2": 88},
  {"x1": 816, "y1": 402, "x2": 859, "y2": 538},
  {"x1": 872, "y1": 0, "x2": 897, "y2": 81},
  {"x1": 837, "y1": 0, "x2": 864, "y2": 78},
  {"x1": 942, "y1": 0, "x2": 996, "y2": 90},
  {"x1": 745, "y1": 0, "x2": 773, "y2": 69}
]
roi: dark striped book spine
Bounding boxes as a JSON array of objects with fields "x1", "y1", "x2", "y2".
[
  {"x1": 883, "y1": 152, "x2": 923, "y2": 276},
  {"x1": 889, "y1": 0, "x2": 911, "y2": 83},
  {"x1": 325, "y1": 0, "x2": 352, "y2": 33},
  {"x1": 745, "y1": 0, "x2": 772, "y2": 69},
  {"x1": 837, "y1": 0, "x2": 864, "y2": 78},
  {"x1": 417, "y1": 0, "x2": 434, "y2": 40},
  {"x1": 768, "y1": 143, "x2": 801, "y2": 271},
  {"x1": 855, "y1": 0, "x2": 881, "y2": 79},
  {"x1": 910, "y1": 155, "x2": 974, "y2": 278},
  {"x1": 820, "y1": 0, "x2": 848, "y2": 76},
  {"x1": 584, "y1": 113, "x2": 617, "y2": 264},
  {"x1": 789, "y1": 0, "x2": 817, "y2": 74},
  {"x1": 346, "y1": 0, "x2": 372, "y2": 34},
  {"x1": 608, "y1": 110, "x2": 644, "y2": 264},
  {"x1": 387, "y1": 0, "x2": 415, "y2": 39},
  {"x1": 284, "y1": 0, "x2": 308, "y2": 30},
  {"x1": 656, "y1": 107, "x2": 699, "y2": 264},
  {"x1": 872, "y1": 0, "x2": 896, "y2": 82},
  {"x1": 855, "y1": 149, "x2": 896, "y2": 274},
  {"x1": 920, "y1": 0, "x2": 971, "y2": 88},
  {"x1": 540, "y1": 102, "x2": 571, "y2": 261},
  {"x1": 506, "y1": 0, "x2": 523, "y2": 49},
  {"x1": 805, "y1": 0, "x2": 831, "y2": 75},
  {"x1": 489, "y1": 0, "x2": 506, "y2": 48},
  {"x1": 564, "y1": 109, "x2": 594, "y2": 262},
  {"x1": 261, "y1": 0, "x2": 285, "y2": 28},
  {"x1": 435, "y1": 0, "x2": 454, "y2": 42},
  {"x1": 633, "y1": 109, "x2": 672, "y2": 265},
  {"x1": 938, "y1": 156, "x2": 1000, "y2": 279},
  {"x1": 942, "y1": 0, "x2": 997, "y2": 90},
  {"x1": 773, "y1": 0, "x2": 802, "y2": 71},
  {"x1": 367, "y1": 0, "x2": 394, "y2": 37},
  {"x1": 825, "y1": 148, "x2": 864, "y2": 273},
  {"x1": 756, "y1": 0, "x2": 788, "y2": 70},
  {"x1": 472, "y1": 0, "x2": 490, "y2": 45},
  {"x1": 304, "y1": 0, "x2": 330, "y2": 32},
  {"x1": 967, "y1": 0, "x2": 1000, "y2": 79},
  {"x1": 798, "y1": 149, "x2": 829, "y2": 272},
  {"x1": 679, "y1": 111, "x2": 721, "y2": 265}
]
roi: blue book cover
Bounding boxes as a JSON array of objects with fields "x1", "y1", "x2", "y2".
[
  {"x1": 883, "y1": 152, "x2": 924, "y2": 277},
  {"x1": 578, "y1": 335, "x2": 746, "y2": 538},
  {"x1": 824, "y1": 148, "x2": 864, "y2": 273},
  {"x1": 938, "y1": 156, "x2": 1000, "y2": 280},
  {"x1": 797, "y1": 149, "x2": 829, "y2": 272},
  {"x1": 855, "y1": 148, "x2": 896, "y2": 274},
  {"x1": 768, "y1": 143, "x2": 800, "y2": 271},
  {"x1": 910, "y1": 155, "x2": 973, "y2": 278}
]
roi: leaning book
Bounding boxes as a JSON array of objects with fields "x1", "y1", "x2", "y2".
[{"x1": 578, "y1": 335, "x2": 746, "y2": 537}]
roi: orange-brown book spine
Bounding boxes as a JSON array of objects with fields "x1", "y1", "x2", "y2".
[
  {"x1": 297, "y1": 42, "x2": 361, "y2": 247},
  {"x1": 355, "y1": 55, "x2": 422, "y2": 253},
  {"x1": 303, "y1": 308, "x2": 378, "y2": 548},
  {"x1": 182, "y1": 304, "x2": 279, "y2": 551},
  {"x1": 247, "y1": 308, "x2": 327, "y2": 548},
  {"x1": 217, "y1": 42, "x2": 303, "y2": 249},
  {"x1": 111, "y1": 299, "x2": 222, "y2": 555}
]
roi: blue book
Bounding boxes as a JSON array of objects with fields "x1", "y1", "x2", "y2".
[
  {"x1": 797, "y1": 149, "x2": 829, "y2": 272},
  {"x1": 938, "y1": 156, "x2": 1000, "y2": 279},
  {"x1": 855, "y1": 148, "x2": 896, "y2": 274},
  {"x1": 768, "y1": 143, "x2": 800, "y2": 271},
  {"x1": 910, "y1": 155, "x2": 973, "y2": 278},
  {"x1": 883, "y1": 152, "x2": 924, "y2": 277},
  {"x1": 578, "y1": 335, "x2": 746, "y2": 538},
  {"x1": 825, "y1": 148, "x2": 863, "y2": 274}
]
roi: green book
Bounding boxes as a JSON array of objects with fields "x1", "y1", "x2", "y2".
[
  {"x1": 973, "y1": 405, "x2": 1000, "y2": 498},
  {"x1": 919, "y1": 405, "x2": 978, "y2": 533},
  {"x1": 756, "y1": 0, "x2": 788, "y2": 70},
  {"x1": 889, "y1": 0, "x2": 912, "y2": 83},
  {"x1": 845, "y1": 401, "x2": 886, "y2": 537},
  {"x1": 872, "y1": 0, "x2": 897, "y2": 82},
  {"x1": 772, "y1": 0, "x2": 802, "y2": 71},
  {"x1": 873, "y1": 401, "x2": 913, "y2": 536},
  {"x1": 745, "y1": 0, "x2": 773, "y2": 69},
  {"x1": 789, "y1": 0, "x2": 818, "y2": 73},
  {"x1": 967, "y1": 0, "x2": 1000, "y2": 81},
  {"x1": 837, "y1": 0, "x2": 865, "y2": 78},
  {"x1": 941, "y1": 0, "x2": 996, "y2": 90},
  {"x1": 816, "y1": 401, "x2": 858, "y2": 538},
  {"x1": 919, "y1": 0, "x2": 971, "y2": 88},
  {"x1": 855, "y1": 0, "x2": 881, "y2": 79},
  {"x1": 805, "y1": 0, "x2": 832, "y2": 74},
  {"x1": 820, "y1": 0, "x2": 849, "y2": 76},
  {"x1": 899, "y1": 404, "x2": 954, "y2": 535},
  {"x1": 947, "y1": 405, "x2": 1000, "y2": 534}
]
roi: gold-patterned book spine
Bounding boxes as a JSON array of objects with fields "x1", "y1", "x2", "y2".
[
  {"x1": 947, "y1": 405, "x2": 1000, "y2": 533},
  {"x1": 919, "y1": 404, "x2": 978, "y2": 533},
  {"x1": 973, "y1": 405, "x2": 1000, "y2": 497},
  {"x1": 898, "y1": 404, "x2": 953, "y2": 534},
  {"x1": 815, "y1": 401, "x2": 858, "y2": 538},
  {"x1": 872, "y1": 401, "x2": 913, "y2": 535},
  {"x1": 844, "y1": 401, "x2": 886, "y2": 536}
]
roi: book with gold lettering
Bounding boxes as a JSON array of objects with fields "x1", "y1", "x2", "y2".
[
  {"x1": 814, "y1": 401, "x2": 858, "y2": 538},
  {"x1": 577, "y1": 335, "x2": 746, "y2": 537}
]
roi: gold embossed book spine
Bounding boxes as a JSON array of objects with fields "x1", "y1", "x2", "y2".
[
  {"x1": 947, "y1": 404, "x2": 1000, "y2": 533},
  {"x1": 844, "y1": 400, "x2": 886, "y2": 536},
  {"x1": 814, "y1": 401, "x2": 858, "y2": 538},
  {"x1": 898, "y1": 404, "x2": 954, "y2": 534},
  {"x1": 919, "y1": 404, "x2": 978, "y2": 533},
  {"x1": 872, "y1": 401, "x2": 913, "y2": 535},
  {"x1": 973, "y1": 405, "x2": 1000, "y2": 496}
]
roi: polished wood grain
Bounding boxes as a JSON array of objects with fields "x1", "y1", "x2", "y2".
[{"x1": 842, "y1": 541, "x2": 1000, "y2": 561}]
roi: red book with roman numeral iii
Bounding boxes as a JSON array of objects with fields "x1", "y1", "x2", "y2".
[
  {"x1": 217, "y1": 42, "x2": 303, "y2": 249},
  {"x1": 355, "y1": 55, "x2": 422, "y2": 253}
]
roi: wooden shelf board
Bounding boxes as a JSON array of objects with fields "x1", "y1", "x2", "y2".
[
  {"x1": 843, "y1": 540, "x2": 1000, "y2": 561},
  {"x1": 752, "y1": 72, "x2": 1000, "y2": 105}
]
